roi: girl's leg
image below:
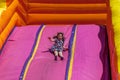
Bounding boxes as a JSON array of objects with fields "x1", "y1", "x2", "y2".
[
  {"x1": 54, "y1": 50, "x2": 58, "y2": 56},
  {"x1": 59, "y1": 52, "x2": 64, "y2": 60},
  {"x1": 54, "y1": 51, "x2": 58, "y2": 61}
]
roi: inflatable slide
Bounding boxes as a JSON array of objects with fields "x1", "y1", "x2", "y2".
[
  {"x1": 0, "y1": 24, "x2": 111, "y2": 80},
  {"x1": 0, "y1": 0, "x2": 120, "y2": 80}
]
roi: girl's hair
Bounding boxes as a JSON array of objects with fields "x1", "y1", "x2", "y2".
[{"x1": 53, "y1": 32, "x2": 65, "y2": 43}]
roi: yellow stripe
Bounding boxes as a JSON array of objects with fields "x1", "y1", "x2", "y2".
[
  {"x1": 110, "y1": 0, "x2": 120, "y2": 73},
  {"x1": 68, "y1": 27, "x2": 77, "y2": 80},
  {"x1": 23, "y1": 25, "x2": 45, "y2": 80}
]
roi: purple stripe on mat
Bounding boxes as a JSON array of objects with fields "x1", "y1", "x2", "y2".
[
  {"x1": 65, "y1": 25, "x2": 76, "y2": 80},
  {"x1": 99, "y1": 25, "x2": 111, "y2": 80},
  {"x1": 19, "y1": 24, "x2": 44, "y2": 80},
  {"x1": 0, "y1": 25, "x2": 40, "y2": 80}
]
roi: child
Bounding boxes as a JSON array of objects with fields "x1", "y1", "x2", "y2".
[{"x1": 48, "y1": 32, "x2": 66, "y2": 61}]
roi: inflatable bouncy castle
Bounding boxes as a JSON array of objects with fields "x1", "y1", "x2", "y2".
[{"x1": 0, "y1": 0, "x2": 120, "y2": 80}]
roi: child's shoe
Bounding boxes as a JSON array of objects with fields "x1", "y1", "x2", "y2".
[
  {"x1": 54, "y1": 56, "x2": 57, "y2": 61},
  {"x1": 61, "y1": 57, "x2": 64, "y2": 60}
]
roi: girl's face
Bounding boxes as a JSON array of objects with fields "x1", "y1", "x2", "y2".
[{"x1": 58, "y1": 34, "x2": 63, "y2": 40}]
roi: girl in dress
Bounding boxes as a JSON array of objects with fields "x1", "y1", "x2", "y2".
[{"x1": 48, "y1": 32, "x2": 66, "y2": 61}]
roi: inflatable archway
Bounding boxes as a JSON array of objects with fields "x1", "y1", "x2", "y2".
[{"x1": 0, "y1": 0, "x2": 120, "y2": 80}]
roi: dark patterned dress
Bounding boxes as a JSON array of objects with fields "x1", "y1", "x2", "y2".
[{"x1": 51, "y1": 38, "x2": 64, "y2": 52}]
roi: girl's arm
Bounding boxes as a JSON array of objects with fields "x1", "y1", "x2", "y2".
[
  {"x1": 48, "y1": 37, "x2": 55, "y2": 42},
  {"x1": 63, "y1": 46, "x2": 68, "y2": 50}
]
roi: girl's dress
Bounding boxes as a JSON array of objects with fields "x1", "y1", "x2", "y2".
[{"x1": 51, "y1": 38, "x2": 64, "y2": 52}]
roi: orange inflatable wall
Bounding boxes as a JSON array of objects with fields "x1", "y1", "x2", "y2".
[
  {"x1": 0, "y1": 0, "x2": 27, "y2": 49},
  {"x1": 27, "y1": 3, "x2": 107, "y2": 24},
  {"x1": 0, "y1": 0, "x2": 117, "y2": 80},
  {"x1": 6, "y1": 0, "x2": 108, "y2": 25}
]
